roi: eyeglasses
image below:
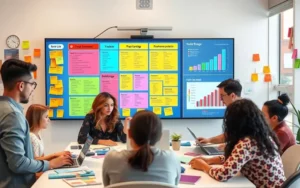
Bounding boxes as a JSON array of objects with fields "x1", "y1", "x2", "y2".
[
  {"x1": 22, "y1": 81, "x2": 37, "y2": 89},
  {"x1": 220, "y1": 94, "x2": 228, "y2": 99}
]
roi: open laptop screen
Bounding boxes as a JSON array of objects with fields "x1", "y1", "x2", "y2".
[{"x1": 78, "y1": 135, "x2": 93, "y2": 165}]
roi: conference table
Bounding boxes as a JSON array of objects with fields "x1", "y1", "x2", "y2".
[{"x1": 32, "y1": 142, "x2": 255, "y2": 188}]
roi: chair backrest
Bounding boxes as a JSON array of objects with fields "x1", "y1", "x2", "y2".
[
  {"x1": 105, "y1": 181, "x2": 177, "y2": 188},
  {"x1": 281, "y1": 170, "x2": 300, "y2": 188},
  {"x1": 282, "y1": 144, "x2": 300, "y2": 179}
]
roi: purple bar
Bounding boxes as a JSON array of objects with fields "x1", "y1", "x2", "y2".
[
  {"x1": 198, "y1": 64, "x2": 201, "y2": 70},
  {"x1": 218, "y1": 54, "x2": 222, "y2": 70},
  {"x1": 193, "y1": 65, "x2": 197, "y2": 70}
]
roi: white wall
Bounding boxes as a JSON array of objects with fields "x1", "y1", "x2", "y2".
[{"x1": 0, "y1": 0, "x2": 270, "y2": 154}]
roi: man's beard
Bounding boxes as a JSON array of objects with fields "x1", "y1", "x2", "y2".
[{"x1": 20, "y1": 91, "x2": 30, "y2": 104}]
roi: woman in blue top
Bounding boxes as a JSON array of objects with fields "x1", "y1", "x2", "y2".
[{"x1": 77, "y1": 92, "x2": 127, "y2": 146}]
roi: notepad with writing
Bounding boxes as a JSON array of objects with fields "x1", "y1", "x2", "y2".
[
  {"x1": 180, "y1": 175, "x2": 201, "y2": 184},
  {"x1": 63, "y1": 177, "x2": 102, "y2": 187}
]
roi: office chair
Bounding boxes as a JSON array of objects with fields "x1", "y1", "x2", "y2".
[
  {"x1": 281, "y1": 145, "x2": 300, "y2": 178},
  {"x1": 281, "y1": 170, "x2": 300, "y2": 188}
]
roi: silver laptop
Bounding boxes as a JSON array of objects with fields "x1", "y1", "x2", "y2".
[
  {"x1": 127, "y1": 130, "x2": 170, "y2": 150},
  {"x1": 63, "y1": 135, "x2": 93, "y2": 168},
  {"x1": 187, "y1": 127, "x2": 223, "y2": 155}
]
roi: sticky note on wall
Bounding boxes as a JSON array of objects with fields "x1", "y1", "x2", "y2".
[
  {"x1": 263, "y1": 66, "x2": 270, "y2": 74},
  {"x1": 34, "y1": 49, "x2": 41, "y2": 57},
  {"x1": 22, "y1": 41, "x2": 30, "y2": 49},
  {"x1": 252, "y1": 54, "x2": 260, "y2": 62},
  {"x1": 24, "y1": 56, "x2": 32, "y2": 63},
  {"x1": 295, "y1": 59, "x2": 300, "y2": 69},
  {"x1": 292, "y1": 49, "x2": 298, "y2": 59},
  {"x1": 251, "y1": 73, "x2": 258, "y2": 82},
  {"x1": 264, "y1": 74, "x2": 272, "y2": 82}
]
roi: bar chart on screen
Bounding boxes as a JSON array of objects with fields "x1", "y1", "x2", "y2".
[
  {"x1": 186, "y1": 82, "x2": 226, "y2": 110},
  {"x1": 188, "y1": 49, "x2": 227, "y2": 72}
]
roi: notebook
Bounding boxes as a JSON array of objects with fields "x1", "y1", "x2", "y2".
[
  {"x1": 63, "y1": 177, "x2": 102, "y2": 187},
  {"x1": 180, "y1": 175, "x2": 201, "y2": 184}
]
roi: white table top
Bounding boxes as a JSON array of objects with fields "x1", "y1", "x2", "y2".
[{"x1": 32, "y1": 142, "x2": 255, "y2": 188}]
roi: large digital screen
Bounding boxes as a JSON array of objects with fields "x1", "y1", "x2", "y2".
[{"x1": 45, "y1": 38, "x2": 233, "y2": 120}]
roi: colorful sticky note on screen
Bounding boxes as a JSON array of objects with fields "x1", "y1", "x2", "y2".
[
  {"x1": 252, "y1": 54, "x2": 260, "y2": 62},
  {"x1": 164, "y1": 107, "x2": 173, "y2": 116},
  {"x1": 122, "y1": 109, "x2": 130, "y2": 117},
  {"x1": 263, "y1": 66, "x2": 270, "y2": 74},
  {"x1": 48, "y1": 109, "x2": 53, "y2": 118},
  {"x1": 264, "y1": 74, "x2": 272, "y2": 82},
  {"x1": 292, "y1": 49, "x2": 298, "y2": 59},
  {"x1": 251, "y1": 73, "x2": 258, "y2": 82},
  {"x1": 153, "y1": 107, "x2": 162, "y2": 115},
  {"x1": 57, "y1": 109, "x2": 64, "y2": 118}
]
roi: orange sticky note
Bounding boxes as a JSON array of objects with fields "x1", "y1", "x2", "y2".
[
  {"x1": 264, "y1": 74, "x2": 272, "y2": 82},
  {"x1": 24, "y1": 56, "x2": 32, "y2": 63},
  {"x1": 263, "y1": 66, "x2": 270, "y2": 74},
  {"x1": 252, "y1": 54, "x2": 260, "y2": 62},
  {"x1": 50, "y1": 59, "x2": 57, "y2": 67},
  {"x1": 0, "y1": 60, "x2": 2, "y2": 71},
  {"x1": 34, "y1": 49, "x2": 41, "y2": 57},
  {"x1": 251, "y1": 73, "x2": 258, "y2": 82},
  {"x1": 33, "y1": 71, "x2": 37, "y2": 79},
  {"x1": 57, "y1": 109, "x2": 64, "y2": 118}
]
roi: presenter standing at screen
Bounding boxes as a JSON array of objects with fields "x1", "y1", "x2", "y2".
[
  {"x1": 77, "y1": 92, "x2": 127, "y2": 146},
  {"x1": 197, "y1": 79, "x2": 242, "y2": 144}
]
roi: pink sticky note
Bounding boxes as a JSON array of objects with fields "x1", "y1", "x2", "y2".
[{"x1": 292, "y1": 49, "x2": 298, "y2": 59}]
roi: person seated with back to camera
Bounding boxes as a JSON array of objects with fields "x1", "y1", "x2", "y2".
[
  {"x1": 262, "y1": 93, "x2": 296, "y2": 153},
  {"x1": 77, "y1": 92, "x2": 127, "y2": 146},
  {"x1": 189, "y1": 99, "x2": 285, "y2": 188},
  {"x1": 102, "y1": 110, "x2": 181, "y2": 186}
]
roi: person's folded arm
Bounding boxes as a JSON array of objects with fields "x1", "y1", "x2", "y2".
[
  {"x1": 0, "y1": 113, "x2": 49, "y2": 173},
  {"x1": 77, "y1": 114, "x2": 99, "y2": 144},
  {"x1": 208, "y1": 139, "x2": 252, "y2": 182}
]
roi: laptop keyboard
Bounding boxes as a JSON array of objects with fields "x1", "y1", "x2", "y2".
[{"x1": 205, "y1": 147, "x2": 220, "y2": 155}]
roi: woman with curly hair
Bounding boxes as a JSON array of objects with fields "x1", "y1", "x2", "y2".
[
  {"x1": 77, "y1": 92, "x2": 127, "y2": 146},
  {"x1": 189, "y1": 99, "x2": 285, "y2": 187}
]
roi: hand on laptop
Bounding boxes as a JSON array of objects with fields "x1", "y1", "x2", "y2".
[
  {"x1": 49, "y1": 154, "x2": 73, "y2": 169},
  {"x1": 197, "y1": 137, "x2": 211, "y2": 144},
  {"x1": 217, "y1": 143, "x2": 226, "y2": 151},
  {"x1": 98, "y1": 139, "x2": 117, "y2": 146},
  {"x1": 53, "y1": 151, "x2": 71, "y2": 158}
]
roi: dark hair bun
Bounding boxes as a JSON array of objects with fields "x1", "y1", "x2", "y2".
[{"x1": 278, "y1": 93, "x2": 290, "y2": 106}]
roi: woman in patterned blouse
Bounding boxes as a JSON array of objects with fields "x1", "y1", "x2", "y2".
[
  {"x1": 77, "y1": 92, "x2": 127, "y2": 146},
  {"x1": 189, "y1": 99, "x2": 285, "y2": 187}
]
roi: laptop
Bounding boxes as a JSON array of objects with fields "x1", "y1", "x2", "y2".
[
  {"x1": 187, "y1": 127, "x2": 223, "y2": 155},
  {"x1": 127, "y1": 129, "x2": 170, "y2": 150},
  {"x1": 63, "y1": 135, "x2": 93, "y2": 168}
]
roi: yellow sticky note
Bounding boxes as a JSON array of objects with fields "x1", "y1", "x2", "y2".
[
  {"x1": 137, "y1": 109, "x2": 144, "y2": 112},
  {"x1": 57, "y1": 109, "x2": 64, "y2": 118},
  {"x1": 251, "y1": 73, "x2": 258, "y2": 82},
  {"x1": 122, "y1": 109, "x2": 131, "y2": 117},
  {"x1": 55, "y1": 57, "x2": 64, "y2": 65},
  {"x1": 57, "y1": 98, "x2": 64, "y2": 106},
  {"x1": 50, "y1": 76, "x2": 58, "y2": 84},
  {"x1": 164, "y1": 107, "x2": 173, "y2": 116},
  {"x1": 49, "y1": 98, "x2": 59, "y2": 108},
  {"x1": 48, "y1": 109, "x2": 53, "y2": 118},
  {"x1": 50, "y1": 59, "x2": 57, "y2": 67},
  {"x1": 263, "y1": 66, "x2": 270, "y2": 74},
  {"x1": 56, "y1": 50, "x2": 63, "y2": 57},
  {"x1": 55, "y1": 80, "x2": 63, "y2": 88},
  {"x1": 55, "y1": 88, "x2": 63, "y2": 95},
  {"x1": 153, "y1": 107, "x2": 162, "y2": 115},
  {"x1": 252, "y1": 54, "x2": 260, "y2": 62},
  {"x1": 22, "y1": 41, "x2": 30, "y2": 49},
  {"x1": 34, "y1": 49, "x2": 41, "y2": 57},
  {"x1": 24, "y1": 56, "x2": 32, "y2": 63},
  {"x1": 56, "y1": 66, "x2": 64, "y2": 74},
  {"x1": 49, "y1": 51, "x2": 56, "y2": 59}
]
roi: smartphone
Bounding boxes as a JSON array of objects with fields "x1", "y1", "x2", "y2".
[{"x1": 70, "y1": 145, "x2": 82, "y2": 150}]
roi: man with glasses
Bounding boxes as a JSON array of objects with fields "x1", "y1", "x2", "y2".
[
  {"x1": 0, "y1": 59, "x2": 72, "y2": 188},
  {"x1": 197, "y1": 79, "x2": 242, "y2": 145}
]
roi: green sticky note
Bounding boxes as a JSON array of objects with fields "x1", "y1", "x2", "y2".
[
  {"x1": 295, "y1": 59, "x2": 300, "y2": 69},
  {"x1": 69, "y1": 97, "x2": 94, "y2": 116},
  {"x1": 69, "y1": 77, "x2": 99, "y2": 95}
]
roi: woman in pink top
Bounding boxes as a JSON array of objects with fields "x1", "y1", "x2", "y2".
[
  {"x1": 262, "y1": 93, "x2": 296, "y2": 153},
  {"x1": 189, "y1": 99, "x2": 285, "y2": 187}
]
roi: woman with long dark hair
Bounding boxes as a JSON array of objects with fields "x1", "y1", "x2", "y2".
[
  {"x1": 102, "y1": 110, "x2": 181, "y2": 186},
  {"x1": 189, "y1": 99, "x2": 285, "y2": 187},
  {"x1": 77, "y1": 92, "x2": 126, "y2": 146},
  {"x1": 262, "y1": 93, "x2": 296, "y2": 153}
]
